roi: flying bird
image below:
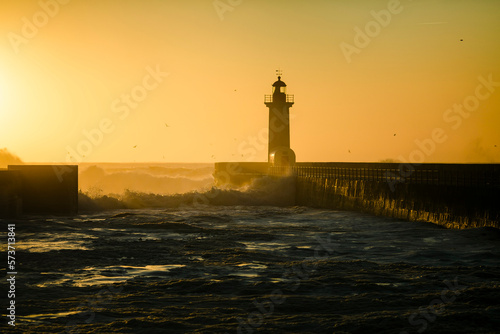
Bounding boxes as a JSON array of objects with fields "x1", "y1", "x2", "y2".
[
  {"x1": 133, "y1": 145, "x2": 137, "y2": 148},
  {"x1": 165, "y1": 123, "x2": 169, "y2": 127}
]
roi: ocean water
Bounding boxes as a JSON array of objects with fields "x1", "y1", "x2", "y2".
[{"x1": 1, "y1": 164, "x2": 500, "y2": 333}]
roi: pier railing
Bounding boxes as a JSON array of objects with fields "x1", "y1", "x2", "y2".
[
  {"x1": 264, "y1": 94, "x2": 294, "y2": 103},
  {"x1": 269, "y1": 163, "x2": 500, "y2": 188}
]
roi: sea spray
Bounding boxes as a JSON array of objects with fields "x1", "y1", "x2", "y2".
[
  {"x1": 78, "y1": 175, "x2": 296, "y2": 211},
  {"x1": 79, "y1": 164, "x2": 214, "y2": 195}
]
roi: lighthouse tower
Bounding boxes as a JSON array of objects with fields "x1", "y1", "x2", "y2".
[{"x1": 264, "y1": 74, "x2": 295, "y2": 166}]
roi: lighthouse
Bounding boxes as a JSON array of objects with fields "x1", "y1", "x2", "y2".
[{"x1": 264, "y1": 75, "x2": 295, "y2": 166}]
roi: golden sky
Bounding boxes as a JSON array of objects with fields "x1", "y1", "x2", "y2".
[{"x1": 1, "y1": 0, "x2": 499, "y2": 163}]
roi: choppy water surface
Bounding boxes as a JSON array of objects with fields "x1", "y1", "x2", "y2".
[{"x1": 2, "y1": 206, "x2": 500, "y2": 333}]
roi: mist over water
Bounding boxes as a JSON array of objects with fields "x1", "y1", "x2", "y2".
[
  {"x1": 78, "y1": 163, "x2": 214, "y2": 196},
  {"x1": 78, "y1": 163, "x2": 296, "y2": 211}
]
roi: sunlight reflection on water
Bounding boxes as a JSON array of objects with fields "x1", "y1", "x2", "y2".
[
  {"x1": 19, "y1": 233, "x2": 97, "y2": 252},
  {"x1": 241, "y1": 241, "x2": 290, "y2": 251},
  {"x1": 36, "y1": 264, "x2": 186, "y2": 288},
  {"x1": 19, "y1": 311, "x2": 82, "y2": 322}
]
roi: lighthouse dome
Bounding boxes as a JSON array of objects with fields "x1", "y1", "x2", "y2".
[{"x1": 272, "y1": 76, "x2": 287, "y2": 87}]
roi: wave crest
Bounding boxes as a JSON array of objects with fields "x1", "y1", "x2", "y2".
[
  {"x1": 79, "y1": 164, "x2": 214, "y2": 195},
  {"x1": 78, "y1": 175, "x2": 296, "y2": 211}
]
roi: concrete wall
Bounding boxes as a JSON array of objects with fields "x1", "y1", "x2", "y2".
[
  {"x1": 0, "y1": 170, "x2": 22, "y2": 218},
  {"x1": 7, "y1": 165, "x2": 78, "y2": 216},
  {"x1": 275, "y1": 163, "x2": 499, "y2": 229},
  {"x1": 294, "y1": 177, "x2": 499, "y2": 229}
]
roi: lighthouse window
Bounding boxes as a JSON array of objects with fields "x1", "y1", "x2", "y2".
[{"x1": 272, "y1": 86, "x2": 286, "y2": 94}]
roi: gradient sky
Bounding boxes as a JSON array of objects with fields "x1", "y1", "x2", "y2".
[{"x1": 1, "y1": 0, "x2": 499, "y2": 163}]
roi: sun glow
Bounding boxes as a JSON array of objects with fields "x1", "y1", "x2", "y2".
[
  {"x1": 0, "y1": 74, "x2": 11, "y2": 125},
  {"x1": 0, "y1": 64, "x2": 18, "y2": 144}
]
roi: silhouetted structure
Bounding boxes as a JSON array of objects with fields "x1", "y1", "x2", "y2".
[
  {"x1": 0, "y1": 170, "x2": 22, "y2": 217},
  {"x1": 265, "y1": 76, "x2": 295, "y2": 166},
  {"x1": 214, "y1": 75, "x2": 297, "y2": 186},
  {"x1": 0, "y1": 165, "x2": 78, "y2": 217},
  {"x1": 270, "y1": 162, "x2": 500, "y2": 229}
]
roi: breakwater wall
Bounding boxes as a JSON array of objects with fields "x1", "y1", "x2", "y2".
[
  {"x1": 272, "y1": 163, "x2": 500, "y2": 229},
  {"x1": 0, "y1": 165, "x2": 78, "y2": 218},
  {"x1": 0, "y1": 170, "x2": 22, "y2": 218},
  {"x1": 214, "y1": 162, "x2": 500, "y2": 229}
]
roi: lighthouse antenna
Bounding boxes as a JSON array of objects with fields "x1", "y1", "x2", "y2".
[{"x1": 276, "y1": 68, "x2": 282, "y2": 79}]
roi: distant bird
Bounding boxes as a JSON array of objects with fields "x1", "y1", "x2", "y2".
[
  {"x1": 495, "y1": 145, "x2": 497, "y2": 148},
  {"x1": 460, "y1": 39, "x2": 463, "y2": 41},
  {"x1": 348, "y1": 149, "x2": 351, "y2": 153},
  {"x1": 394, "y1": 133, "x2": 396, "y2": 136},
  {"x1": 165, "y1": 123, "x2": 169, "y2": 127},
  {"x1": 133, "y1": 145, "x2": 137, "y2": 148}
]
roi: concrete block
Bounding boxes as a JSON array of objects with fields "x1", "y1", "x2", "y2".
[
  {"x1": 0, "y1": 170, "x2": 22, "y2": 218},
  {"x1": 8, "y1": 165, "x2": 78, "y2": 215}
]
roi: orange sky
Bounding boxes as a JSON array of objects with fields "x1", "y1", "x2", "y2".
[{"x1": 1, "y1": 0, "x2": 499, "y2": 163}]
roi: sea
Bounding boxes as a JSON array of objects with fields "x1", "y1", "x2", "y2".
[{"x1": 1, "y1": 163, "x2": 499, "y2": 333}]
